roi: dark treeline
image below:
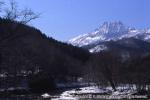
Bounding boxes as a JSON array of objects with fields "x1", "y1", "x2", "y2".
[{"x1": 84, "y1": 50, "x2": 150, "y2": 93}]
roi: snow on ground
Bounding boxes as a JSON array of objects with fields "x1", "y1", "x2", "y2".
[
  {"x1": 52, "y1": 86, "x2": 111, "y2": 100},
  {"x1": 75, "y1": 86, "x2": 111, "y2": 94},
  {"x1": 52, "y1": 89, "x2": 77, "y2": 100},
  {"x1": 52, "y1": 85, "x2": 139, "y2": 100},
  {"x1": 41, "y1": 93, "x2": 51, "y2": 99},
  {"x1": 111, "y1": 84, "x2": 136, "y2": 95}
]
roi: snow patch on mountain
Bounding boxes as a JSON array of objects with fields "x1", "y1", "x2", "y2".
[
  {"x1": 89, "y1": 45, "x2": 107, "y2": 53},
  {"x1": 69, "y1": 33, "x2": 105, "y2": 47}
]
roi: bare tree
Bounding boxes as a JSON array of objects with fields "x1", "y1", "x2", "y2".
[
  {"x1": 3, "y1": 0, "x2": 40, "y2": 24},
  {"x1": 0, "y1": 0, "x2": 40, "y2": 44},
  {"x1": 91, "y1": 52, "x2": 120, "y2": 91}
]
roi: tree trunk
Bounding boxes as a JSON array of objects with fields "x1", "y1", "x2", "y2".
[{"x1": 109, "y1": 80, "x2": 116, "y2": 91}]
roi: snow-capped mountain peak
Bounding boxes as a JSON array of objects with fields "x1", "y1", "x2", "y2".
[
  {"x1": 95, "y1": 21, "x2": 128, "y2": 34},
  {"x1": 68, "y1": 21, "x2": 150, "y2": 52},
  {"x1": 68, "y1": 21, "x2": 132, "y2": 47}
]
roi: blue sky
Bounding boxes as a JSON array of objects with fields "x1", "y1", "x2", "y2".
[{"x1": 13, "y1": 0, "x2": 150, "y2": 41}]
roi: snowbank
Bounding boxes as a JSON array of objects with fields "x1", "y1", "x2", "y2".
[{"x1": 52, "y1": 85, "x2": 140, "y2": 99}]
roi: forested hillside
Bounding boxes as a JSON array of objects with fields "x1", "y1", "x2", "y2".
[{"x1": 0, "y1": 18, "x2": 90, "y2": 92}]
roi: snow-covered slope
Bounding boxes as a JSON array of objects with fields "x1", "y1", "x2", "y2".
[{"x1": 68, "y1": 21, "x2": 150, "y2": 52}]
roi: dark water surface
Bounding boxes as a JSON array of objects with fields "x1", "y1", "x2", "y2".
[{"x1": 0, "y1": 95, "x2": 148, "y2": 100}]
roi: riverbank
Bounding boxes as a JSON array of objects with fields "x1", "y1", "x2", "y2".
[{"x1": 0, "y1": 85, "x2": 149, "y2": 100}]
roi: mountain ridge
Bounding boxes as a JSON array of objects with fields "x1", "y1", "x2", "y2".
[{"x1": 68, "y1": 21, "x2": 150, "y2": 53}]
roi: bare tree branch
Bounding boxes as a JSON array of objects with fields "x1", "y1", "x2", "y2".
[
  {"x1": 20, "y1": 8, "x2": 40, "y2": 24},
  {"x1": 3, "y1": 0, "x2": 19, "y2": 20}
]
